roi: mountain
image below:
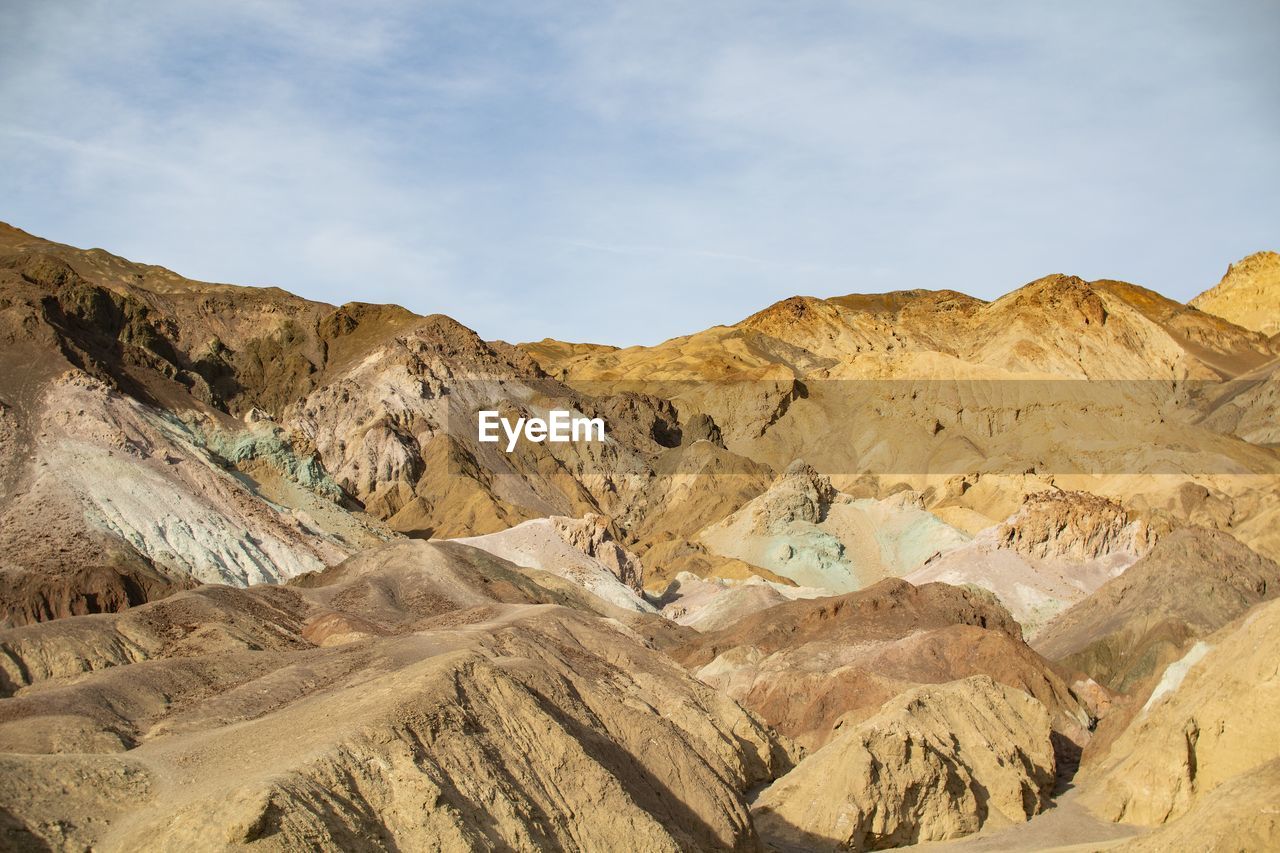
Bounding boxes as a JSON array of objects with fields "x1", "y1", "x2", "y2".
[
  {"x1": 528, "y1": 271, "x2": 1276, "y2": 382},
  {"x1": 3, "y1": 221, "x2": 1280, "y2": 849},
  {"x1": 1190, "y1": 250, "x2": 1280, "y2": 336},
  {"x1": 6, "y1": 222, "x2": 1279, "y2": 632},
  {"x1": 671, "y1": 578, "x2": 1091, "y2": 753},
  {"x1": 0, "y1": 223, "x2": 690, "y2": 625},
  {"x1": 520, "y1": 267, "x2": 1280, "y2": 586}
]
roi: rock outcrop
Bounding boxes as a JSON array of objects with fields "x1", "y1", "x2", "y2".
[
  {"x1": 674, "y1": 579, "x2": 1090, "y2": 752},
  {"x1": 1190, "y1": 250, "x2": 1280, "y2": 336},
  {"x1": 1034, "y1": 526, "x2": 1280, "y2": 693},
  {"x1": 1109, "y1": 758, "x2": 1280, "y2": 852},
  {"x1": 1080, "y1": 595, "x2": 1280, "y2": 829},
  {"x1": 753, "y1": 676, "x2": 1056, "y2": 850},
  {"x1": 907, "y1": 491, "x2": 1156, "y2": 635}
]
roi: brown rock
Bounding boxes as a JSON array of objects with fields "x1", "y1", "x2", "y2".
[{"x1": 1034, "y1": 527, "x2": 1280, "y2": 694}]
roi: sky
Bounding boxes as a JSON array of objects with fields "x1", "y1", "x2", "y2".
[{"x1": 1, "y1": 1, "x2": 1277, "y2": 346}]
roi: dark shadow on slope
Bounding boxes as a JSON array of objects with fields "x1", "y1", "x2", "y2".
[
  {"x1": 1051, "y1": 732, "x2": 1083, "y2": 795},
  {"x1": 0, "y1": 807, "x2": 54, "y2": 853},
  {"x1": 520, "y1": 679, "x2": 750, "y2": 851}
]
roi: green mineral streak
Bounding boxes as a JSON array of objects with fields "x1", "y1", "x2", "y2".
[
  {"x1": 762, "y1": 529, "x2": 854, "y2": 591},
  {"x1": 166, "y1": 414, "x2": 345, "y2": 503}
]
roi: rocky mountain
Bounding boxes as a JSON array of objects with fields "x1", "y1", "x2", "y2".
[
  {"x1": 523, "y1": 260, "x2": 1280, "y2": 592},
  {"x1": 531, "y1": 269, "x2": 1277, "y2": 383},
  {"x1": 0, "y1": 540, "x2": 791, "y2": 851},
  {"x1": 753, "y1": 676, "x2": 1056, "y2": 850},
  {"x1": 1190, "y1": 250, "x2": 1280, "y2": 336},
  {"x1": 0, "y1": 223, "x2": 689, "y2": 625},
  {"x1": 671, "y1": 578, "x2": 1092, "y2": 753},
  {"x1": 1033, "y1": 526, "x2": 1280, "y2": 693},
  {"x1": 2, "y1": 222, "x2": 1279, "y2": 850}
]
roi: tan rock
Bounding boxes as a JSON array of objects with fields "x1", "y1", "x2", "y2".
[
  {"x1": 1112, "y1": 758, "x2": 1280, "y2": 852},
  {"x1": 1190, "y1": 250, "x2": 1280, "y2": 336},
  {"x1": 1034, "y1": 527, "x2": 1280, "y2": 694},
  {"x1": 0, "y1": 540, "x2": 792, "y2": 851},
  {"x1": 753, "y1": 676, "x2": 1056, "y2": 850},
  {"x1": 1080, "y1": 596, "x2": 1280, "y2": 827}
]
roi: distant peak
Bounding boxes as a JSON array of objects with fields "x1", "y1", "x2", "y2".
[
  {"x1": 1226, "y1": 250, "x2": 1280, "y2": 274},
  {"x1": 737, "y1": 295, "x2": 831, "y2": 329},
  {"x1": 1189, "y1": 250, "x2": 1280, "y2": 336}
]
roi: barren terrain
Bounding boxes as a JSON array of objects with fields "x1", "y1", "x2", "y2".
[{"x1": 1, "y1": 221, "x2": 1278, "y2": 850}]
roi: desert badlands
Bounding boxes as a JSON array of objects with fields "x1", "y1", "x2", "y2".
[{"x1": 1, "y1": 221, "x2": 1279, "y2": 851}]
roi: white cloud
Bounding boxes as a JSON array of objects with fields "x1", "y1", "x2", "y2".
[{"x1": 1, "y1": 1, "x2": 1277, "y2": 345}]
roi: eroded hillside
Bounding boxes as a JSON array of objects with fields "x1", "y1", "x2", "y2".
[{"x1": 2, "y1": 222, "x2": 1279, "y2": 850}]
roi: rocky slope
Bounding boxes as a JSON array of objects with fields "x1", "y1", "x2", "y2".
[
  {"x1": 532, "y1": 270, "x2": 1276, "y2": 383},
  {"x1": 700, "y1": 461, "x2": 970, "y2": 592},
  {"x1": 6, "y1": 222, "x2": 1279, "y2": 632},
  {"x1": 906, "y1": 490, "x2": 1156, "y2": 635},
  {"x1": 656, "y1": 572, "x2": 827, "y2": 632},
  {"x1": 524, "y1": 260, "x2": 1280, "y2": 577},
  {"x1": 1190, "y1": 250, "x2": 1280, "y2": 336},
  {"x1": 0, "y1": 224, "x2": 380, "y2": 624},
  {"x1": 753, "y1": 676, "x2": 1056, "y2": 851},
  {"x1": 450, "y1": 513, "x2": 654, "y2": 612},
  {"x1": 3, "y1": 222, "x2": 1279, "y2": 849},
  {"x1": 673, "y1": 579, "x2": 1091, "y2": 753},
  {"x1": 1033, "y1": 526, "x2": 1280, "y2": 694},
  {"x1": 1109, "y1": 758, "x2": 1280, "y2": 851},
  {"x1": 1079, "y1": 595, "x2": 1280, "y2": 833},
  {"x1": 1198, "y1": 363, "x2": 1280, "y2": 447},
  {"x1": 0, "y1": 540, "x2": 792, "y2": 851},
  {"x1": 0, "y1": 223, "x2": 702, "y2": 624}
]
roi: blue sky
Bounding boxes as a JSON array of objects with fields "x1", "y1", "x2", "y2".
[{"x1": 2, "y1": 1, "x2": 1277, "y2": 345}]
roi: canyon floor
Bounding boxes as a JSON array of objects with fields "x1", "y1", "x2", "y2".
[{"x1": 1, "y1": 222, "x2": 1278, "y2": 850}]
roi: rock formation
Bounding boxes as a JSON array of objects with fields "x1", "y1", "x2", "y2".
[
  {"x1": 1034, "y1": 526, "x2": 1280, "y2": 693},
  {"x1": 906, "y1": 490, "x2": 1156, "y2": 635},
  {"x1": 752, "y1": 676, "x2": 1056, "y2": 850},
  {"x1": 0, "y1": 540, "x2": 792, "y2": 850},
  {"x1": 2, "y1": 221, "x2": 1279, "y2": 849},
  {"x1": 673, "y1": 579, "x2": 1091, "y2": 752},
  {"x1": 1108, "y1": 758, "x2": 1280, "y2": 852},
  {"x1": 1080, "y1": 595, "x2": 1280, "y2": 830},
  {"x1": 1190, "y1": 250, "x2": 1280, "y2": 336}
]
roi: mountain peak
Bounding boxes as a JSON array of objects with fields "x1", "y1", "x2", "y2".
[{"x1": 1190, "y1": 250, "x2": 1280, "y2": 335}]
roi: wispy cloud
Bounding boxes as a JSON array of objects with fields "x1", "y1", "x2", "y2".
[
  {"x1": 2, "y1": 1, "x2": 1277, "y2": 345},
  {"x1": 560, "y1": 238, "x2": 857, "y2": 274}
]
